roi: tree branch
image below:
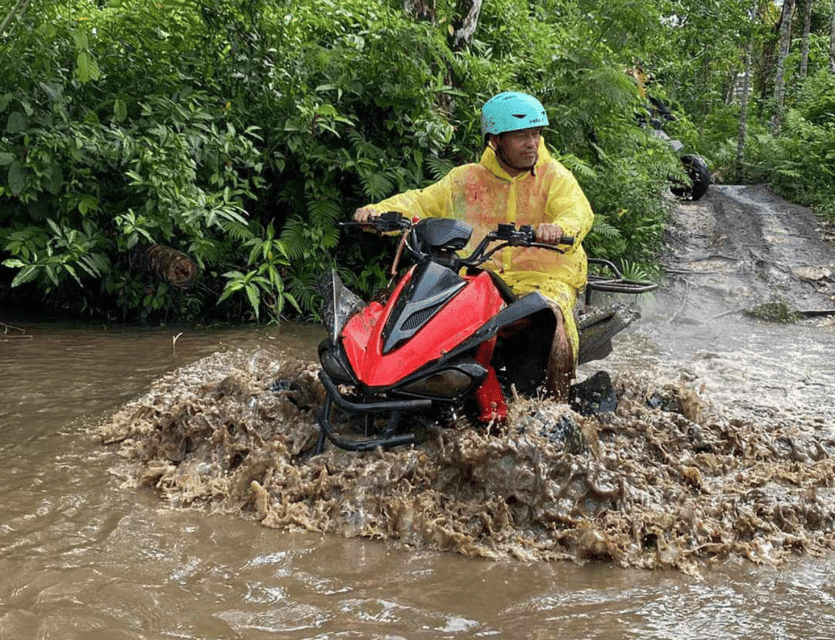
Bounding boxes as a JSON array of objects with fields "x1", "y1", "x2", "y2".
[
  {"x1": 0, "y1": 0, "x2": 31, "y2": 38},
  {"x1": 450, "y1": 0, "x2": 483, "y2": 51}
]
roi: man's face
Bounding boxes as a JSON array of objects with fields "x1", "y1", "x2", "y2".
[{"x1": 495, "y1": 127, "x2": 542, "y2": 173}]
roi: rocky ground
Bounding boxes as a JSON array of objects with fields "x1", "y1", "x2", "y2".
[{"x1": 660, "y1": 184, "x2": 835, "y2": 321}]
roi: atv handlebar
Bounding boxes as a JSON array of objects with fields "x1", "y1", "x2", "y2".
[
  {"x1": 343, "y1": 212, "x2": 656, "y2": 296},
  {"x1": 490, "y1": 222, "x2": 574, "y2": 248},
  {"x1": 343, "y1": 212, "x2": 575, "y2": 271},
  {"x1": 460, "y1": 224, "x2": 573, "y2": 269},
  {"x1": 341, "y1": 211, "x2": 412, "y2": 234},
  {"x1": 343, "y1": 213, "x2": 574, "y2": 247}
]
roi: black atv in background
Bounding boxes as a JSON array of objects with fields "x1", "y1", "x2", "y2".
[{"x1": 642, "y1": 96, "x2": 711, "y2": 201}]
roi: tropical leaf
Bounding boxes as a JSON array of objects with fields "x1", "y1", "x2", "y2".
[
  {"x1": 307, "y1": 197, "x2": 341, "y2": 227},
  {"x1": 359, "y1": 170, "x2": 395, "y2": 201},
  {"x1": 425, "y1": 155, "x2": 455, "y2": 181},
  {"x1": 589, "y1": 215, "x2": 620, "y2": 239}
]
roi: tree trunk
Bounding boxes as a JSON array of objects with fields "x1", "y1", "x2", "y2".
[
  {"x1": 800, "y1": 0, "x2": 814, "y2": 78},
  {"x1": 830, "y1": 0, "x2": 835, "y2": 72},
  {"x1": 736, "y1": 0, "x2": 760, "y2": 180},
  {"x1": 771, "y1": 0, "x2": 795, "y2": 133},
  {"x1": 131, "y1": 245, "x2": 198, "y2": 289},
  {"x1": 449, "y1": 0, "x2": 484, "y2": 51},
  {"x1": 0, "y1": 0, "x2": 30, "y2": 36}
]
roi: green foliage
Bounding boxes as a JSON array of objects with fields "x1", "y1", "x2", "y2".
[
  {"x1": 0, "y1": 1, "x2": 269, "y2": 320},
  {"x1": 738, "y1": 71, "x2": 835, "y2": 216},
  {"x1": 218, "y1": 223, "x2": 300, "y2": 324},
  {"x1": 2, "y1": 0, "x2": 833, "y2": 323}
]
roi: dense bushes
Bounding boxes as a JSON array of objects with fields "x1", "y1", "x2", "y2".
[
  {"x1": 1, "y1": 0, "x2": 833, "y2": 323},
  {"x1": 760, "y1": 70, "x2": 835, "y2": 215}
]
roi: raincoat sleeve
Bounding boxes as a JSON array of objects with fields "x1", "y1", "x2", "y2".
[
  {"x1": 363, "y1": 170, "x2": 459, "y2": 219},
  {"x1": 546, "y1": 163, "x2": 594, "y2": 246}
]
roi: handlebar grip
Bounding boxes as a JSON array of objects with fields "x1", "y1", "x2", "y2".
[
  {"x1": 561, "y1": 235, "x2": 574, "y2": 246},
  {"x1": 340, "y1": 211, "x2": 410, "y2": 233}
]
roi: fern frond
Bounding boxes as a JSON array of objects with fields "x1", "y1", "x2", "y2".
[
  {"x1": 555, "y1": 152, "x2": 596, "y2": 181},
  {"x1": 187, "y1": 237, "x2": 225, "y2": 267},
  {"x1": 360, "y1": 170, "x2": 395, "y2": 201},
  {"x1": 426, "y1": 155, "x2": 455, "y2": 181},
  {"x1": 286, "y1": 261, "x2": 333, "y2": 319},
  {"x1": 217, "y1": 219, "x2": 255, "y2": 243},
  {"x1": 348, "y1": 129, "x2": 386, "y2": 161},
  {"x1": 589, "y1": 215, "x2": 621, "y2": 239},
  {"x1": 320, "y1": 223, "x2": 340, "y2": 250},
  {"x1": 279, "y1": 216, "x2": 310, "y2": 260},
  {"x1": 307, "y1": 197, "x2": 342, "y2": 227}
]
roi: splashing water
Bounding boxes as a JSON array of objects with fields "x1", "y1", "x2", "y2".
[{"x1": 97, "y1": 344, "x2": 835, "y2": 576}]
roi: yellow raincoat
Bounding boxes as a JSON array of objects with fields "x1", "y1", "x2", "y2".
[{"x1": 366, "y1": 138, "x2": 594, "y2": 358}]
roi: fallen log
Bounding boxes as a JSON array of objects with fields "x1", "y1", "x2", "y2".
[{"x1": 131, "y1": 244, "x2": 198, "y2": 289}]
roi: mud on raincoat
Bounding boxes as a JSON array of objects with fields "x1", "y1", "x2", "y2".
[{"x1": 366, "y1": 138, "x2": 594, "y2": 359}]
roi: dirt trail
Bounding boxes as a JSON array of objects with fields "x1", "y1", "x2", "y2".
[
  {"x1": 603, "y1": 184, "x2": 835, "y2": 423},
  {"x1": 97, "y1": 185, "x2": 835, "y2": 574},
  {"x1": 661, "y1": 184, "x2": 835, "y2": 321}
]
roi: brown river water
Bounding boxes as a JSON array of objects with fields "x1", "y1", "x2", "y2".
[{"x1": 1, "y1": 314, "x2": 834, "y2": 640}]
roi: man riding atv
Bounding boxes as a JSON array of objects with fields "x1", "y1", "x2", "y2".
[{"x1": 353, "y1": 91, "x2": 594, "y2": 401}]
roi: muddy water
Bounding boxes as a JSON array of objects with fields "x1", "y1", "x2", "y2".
[{"x1": 2, "y1": 319, "x2": 835, "y2": 639}]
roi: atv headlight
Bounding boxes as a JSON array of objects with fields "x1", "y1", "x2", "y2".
[
  {"x1": 401, "y1": 363, "x2": 487, "y2": 400},
  {"x1": 320, "y1": 346, "x2": 354, "y2": 384}
]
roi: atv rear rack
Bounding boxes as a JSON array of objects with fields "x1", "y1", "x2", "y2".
[{"x1": 585, "y1": 258, "x2": 657, "y2": 304}]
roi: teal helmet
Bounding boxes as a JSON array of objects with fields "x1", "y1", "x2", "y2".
[{"x1": 481, "y1": 91, "x2": 548, "y2": 137}]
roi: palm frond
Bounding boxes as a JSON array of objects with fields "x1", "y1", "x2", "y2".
[{"x1": 618, "y1": 259, "x2": 656, "y2": 283}]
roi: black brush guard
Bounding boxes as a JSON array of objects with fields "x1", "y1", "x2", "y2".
[{"x1": 316, "y1": 369, "x2": 432, "y2": 452}]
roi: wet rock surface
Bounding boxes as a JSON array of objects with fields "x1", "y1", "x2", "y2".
[
  {"x1": 98, "y1": 185, "x2": 835, "y2": 574},
  {"x1": 661, "y1": 184, "x2": 835, "y2": 319}
]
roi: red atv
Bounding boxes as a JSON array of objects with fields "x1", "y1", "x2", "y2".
[{"x1": 316, "y1": 213, "x2": 655, "y2": 452}]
